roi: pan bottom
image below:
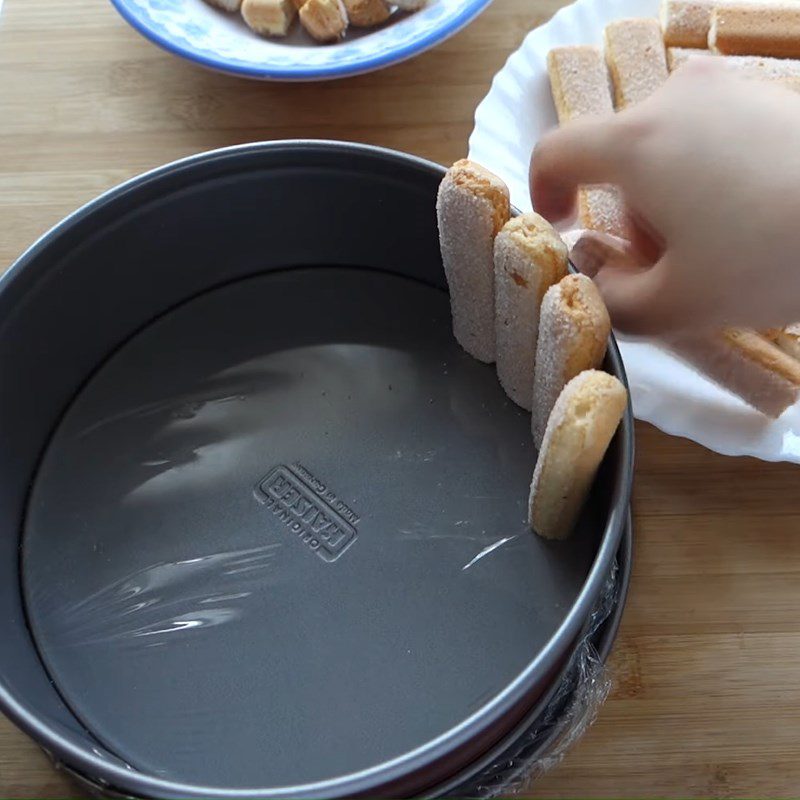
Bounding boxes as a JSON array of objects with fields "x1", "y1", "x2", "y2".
[{"x1": 22, "y1": 266, "x2": 603, "y2": 793}]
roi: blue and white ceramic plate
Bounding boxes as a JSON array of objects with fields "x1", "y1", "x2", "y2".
[{"x1": 109, "y1": 0, "x2": 492, "y2": 80}]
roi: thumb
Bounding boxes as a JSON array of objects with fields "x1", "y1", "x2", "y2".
[
  {"x1": 594, "y1": 262, "x2": 668, "y2": 336},
  {"x1": 570, "y1": 233, "x2": 679, "y2": 336}
]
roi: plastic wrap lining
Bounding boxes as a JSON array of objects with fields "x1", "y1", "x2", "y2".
[
  {"x1": 459, "y1": 560, "x2": 619, "y2": 798},
  {"x1": 49, "y1": 559, "x2": 620, "y2": 800}
]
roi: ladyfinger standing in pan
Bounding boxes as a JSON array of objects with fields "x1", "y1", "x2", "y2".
[
  {"x1": 437, "y1": 160, "x2": 510, "y2": 363},
  {"x1": 531, "y1": 274, "x2": 610, "y2": 449},
  {"x1": 494, "y1": 214, "x2": 568, "y2": 410},
  {"x1": 529, "y1": 370, "x2": 627, "y2": 540}
]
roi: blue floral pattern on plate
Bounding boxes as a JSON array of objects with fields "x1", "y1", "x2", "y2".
[{"x1": 110, "y1": 0, "x2": 492, "y2": 80}]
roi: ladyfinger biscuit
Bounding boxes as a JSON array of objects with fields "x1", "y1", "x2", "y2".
[
  {"x1": 669, "y1": 328, "x2": 800, "y2": 417},
  {"x1": 548, "y1": 46, "x2": 615, "y2": 119},
  {"x1": 578, "y1": 187, "x2": 628, "y2": 239},
  {"x1": 547, "y1": 47, "x2": 627, "y2": 238},
  {"x1": 298, "y1": 0, "x2": 347, "y2": 41},
  {"x1": 437, "y1": 160, "x2": 510, "y2": 363},
  {"x1": 661, "y1": 0, "x2": 714, "y2": 48},
  {"x1": 531, "y1": 274, "x2": 611, "y2": 449},
  {"x1": 668, "y1": 48, "x2": 800, "y2": 91},
  {"x1": 605, "y1": 19, "x2": 670, "y2": 109},
  {"x1": 529, "y1": 370, "x2": 627, "y2": 540},
  {"x1": 242, "y1": 0, "x2": 296, "y2": 35},
  {"x1": 669, "y1": 47, "x2": 800, "y2": 78},
  {"x1": 764, "y1": 323, "x2": 800, "y2": 361},
  {"x1": 711, "y1": 4, "x2": 800, "y2": 59},
  {"x1": 343, "y1": 0, "x2": 391, "y2": 26},
  {"x1": 494, "y1": 214, "x2": 569, "y2": 410}
]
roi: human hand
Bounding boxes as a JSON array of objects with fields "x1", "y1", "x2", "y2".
[{"x1": 531, "y1": 58, "x2": 800, "y2": 336}]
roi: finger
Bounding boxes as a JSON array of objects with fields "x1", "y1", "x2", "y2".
[
  {"x1": 530, "y1": 116, "x2": 628, "y2": 222},
  {"x1": 594, "y1": 256, "x2": 685, "y2": 337},
  {"x1": 626, "y1": 212, "x2": 664, "y2": 265}
]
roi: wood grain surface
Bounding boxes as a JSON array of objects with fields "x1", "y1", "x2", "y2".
[{"x1": 2, "y1": 0, "x2": 800, "y2": 796}]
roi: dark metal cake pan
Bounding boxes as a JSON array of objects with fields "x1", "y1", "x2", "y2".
[{"x1": 0, "y1": 141, "x2": 634, "y2": 798}]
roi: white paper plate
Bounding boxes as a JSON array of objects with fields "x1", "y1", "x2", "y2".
[{"x1": 468, "y1": 0, "x2": 800, "y2": 463}]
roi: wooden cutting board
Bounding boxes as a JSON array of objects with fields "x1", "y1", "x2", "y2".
[{"x1": 1, "y1": 0, "x2": 800, "y2": 796}]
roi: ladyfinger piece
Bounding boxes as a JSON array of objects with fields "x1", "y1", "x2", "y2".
[
  {"x1": 494, "y1": 214, "x2": 569, "y2": 411},
  {"x1": 242, "y1": 0, "x2": 296, "y2": 35},
  {"x1": 669, "y1": 47, "x2": 800, "y2": 80},
  {"x1": 204, "y1": 0, "x2": 242, "y2": 10},
  {"x1": 668, "y1": 47, "x2": 800, "y2": 91},
  {"x1": 531, "y1": 274, "x2": 611, "y2": 449},
  {"x1": 548, "y1": 45, "x2": 614, "y2": 120},
  {"x1": 764, "y1": 323, "x2": 800, "y2": 361},
  {"x1": 669, "y1": 328, "x2": 800, "y2": 417},
  {"x1": 529, "y1": 370, "x2": 627, "y2": 540},
  {"x1": 343, "y1": 0, "x2": 391, "y2": 26},
  {"x1": 711, "y1": 4, "x2": 800, "y2": 59},
  {"x1": 661, "y1": 0, "x2": 714, "y2": 48},
  {"x1": 578, "y1": 188, "x2": 628, "y2": 239},
  {"x1": 605, "y1": 19, "x2": 670, "y2": 109},
  {"x1": 298, "y1": 0, "x2": 347, "y2": 41},
  {"x1": 437, "y1": 160, "x2": 510, "y2": 363},
  {"x1": 547, "y1": 47, "x2": 627, "y2": 238}
]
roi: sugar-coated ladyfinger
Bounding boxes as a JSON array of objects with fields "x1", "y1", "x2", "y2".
[
  {"x1": 711, "y1": 4, "x2": 800, "y2": 59},
  {"x1": 669, "y1": 328, "x2": 800, "y2": 418},
  {"x1": 577, "y1": 188, "x2": 628, "y2": 239},
  {"x1": 343, "y1": 0, "x2": 391, "y2": 26},
  {"x1": 529, "y1": 370, "x2": 627, "y2": 540},
  {"x1": 531, "y1": 274, "x2": 611, "y2": 449},
  {"x1": 494, "y1": 214, "x2": 569, "y2": 411},
  {"x1": 668, "y1": 47, "x2": 800, "y2": 91},
  {"x1": 547, "y1": 47, "x2": 627, "y2": 238},
  {"x1": 242, "y1": 0, "x2": 296, "y2": 35},
  {"x1": 668, "y1": 46, "x2": 800, "y2": 79},
  {"x1": 548, "y1": 46, "x2": 615, "y2": 119},
  {"x1": 299, "y1": 0, "x2": 347, "y2": 41},
  {"x1": 437, "y1": 160, "x2": 510, "y2": 364},
  {"x1": 605, "y1": 19, "x2": 670, "y2": 108},
  {"x1": 660, "y1": 0, "x2": 714, "y2": 48}
]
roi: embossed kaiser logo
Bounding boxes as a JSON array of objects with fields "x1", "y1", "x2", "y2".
[{"x1": 254, "y1": 464, "x2": 359, "y2": 562}]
